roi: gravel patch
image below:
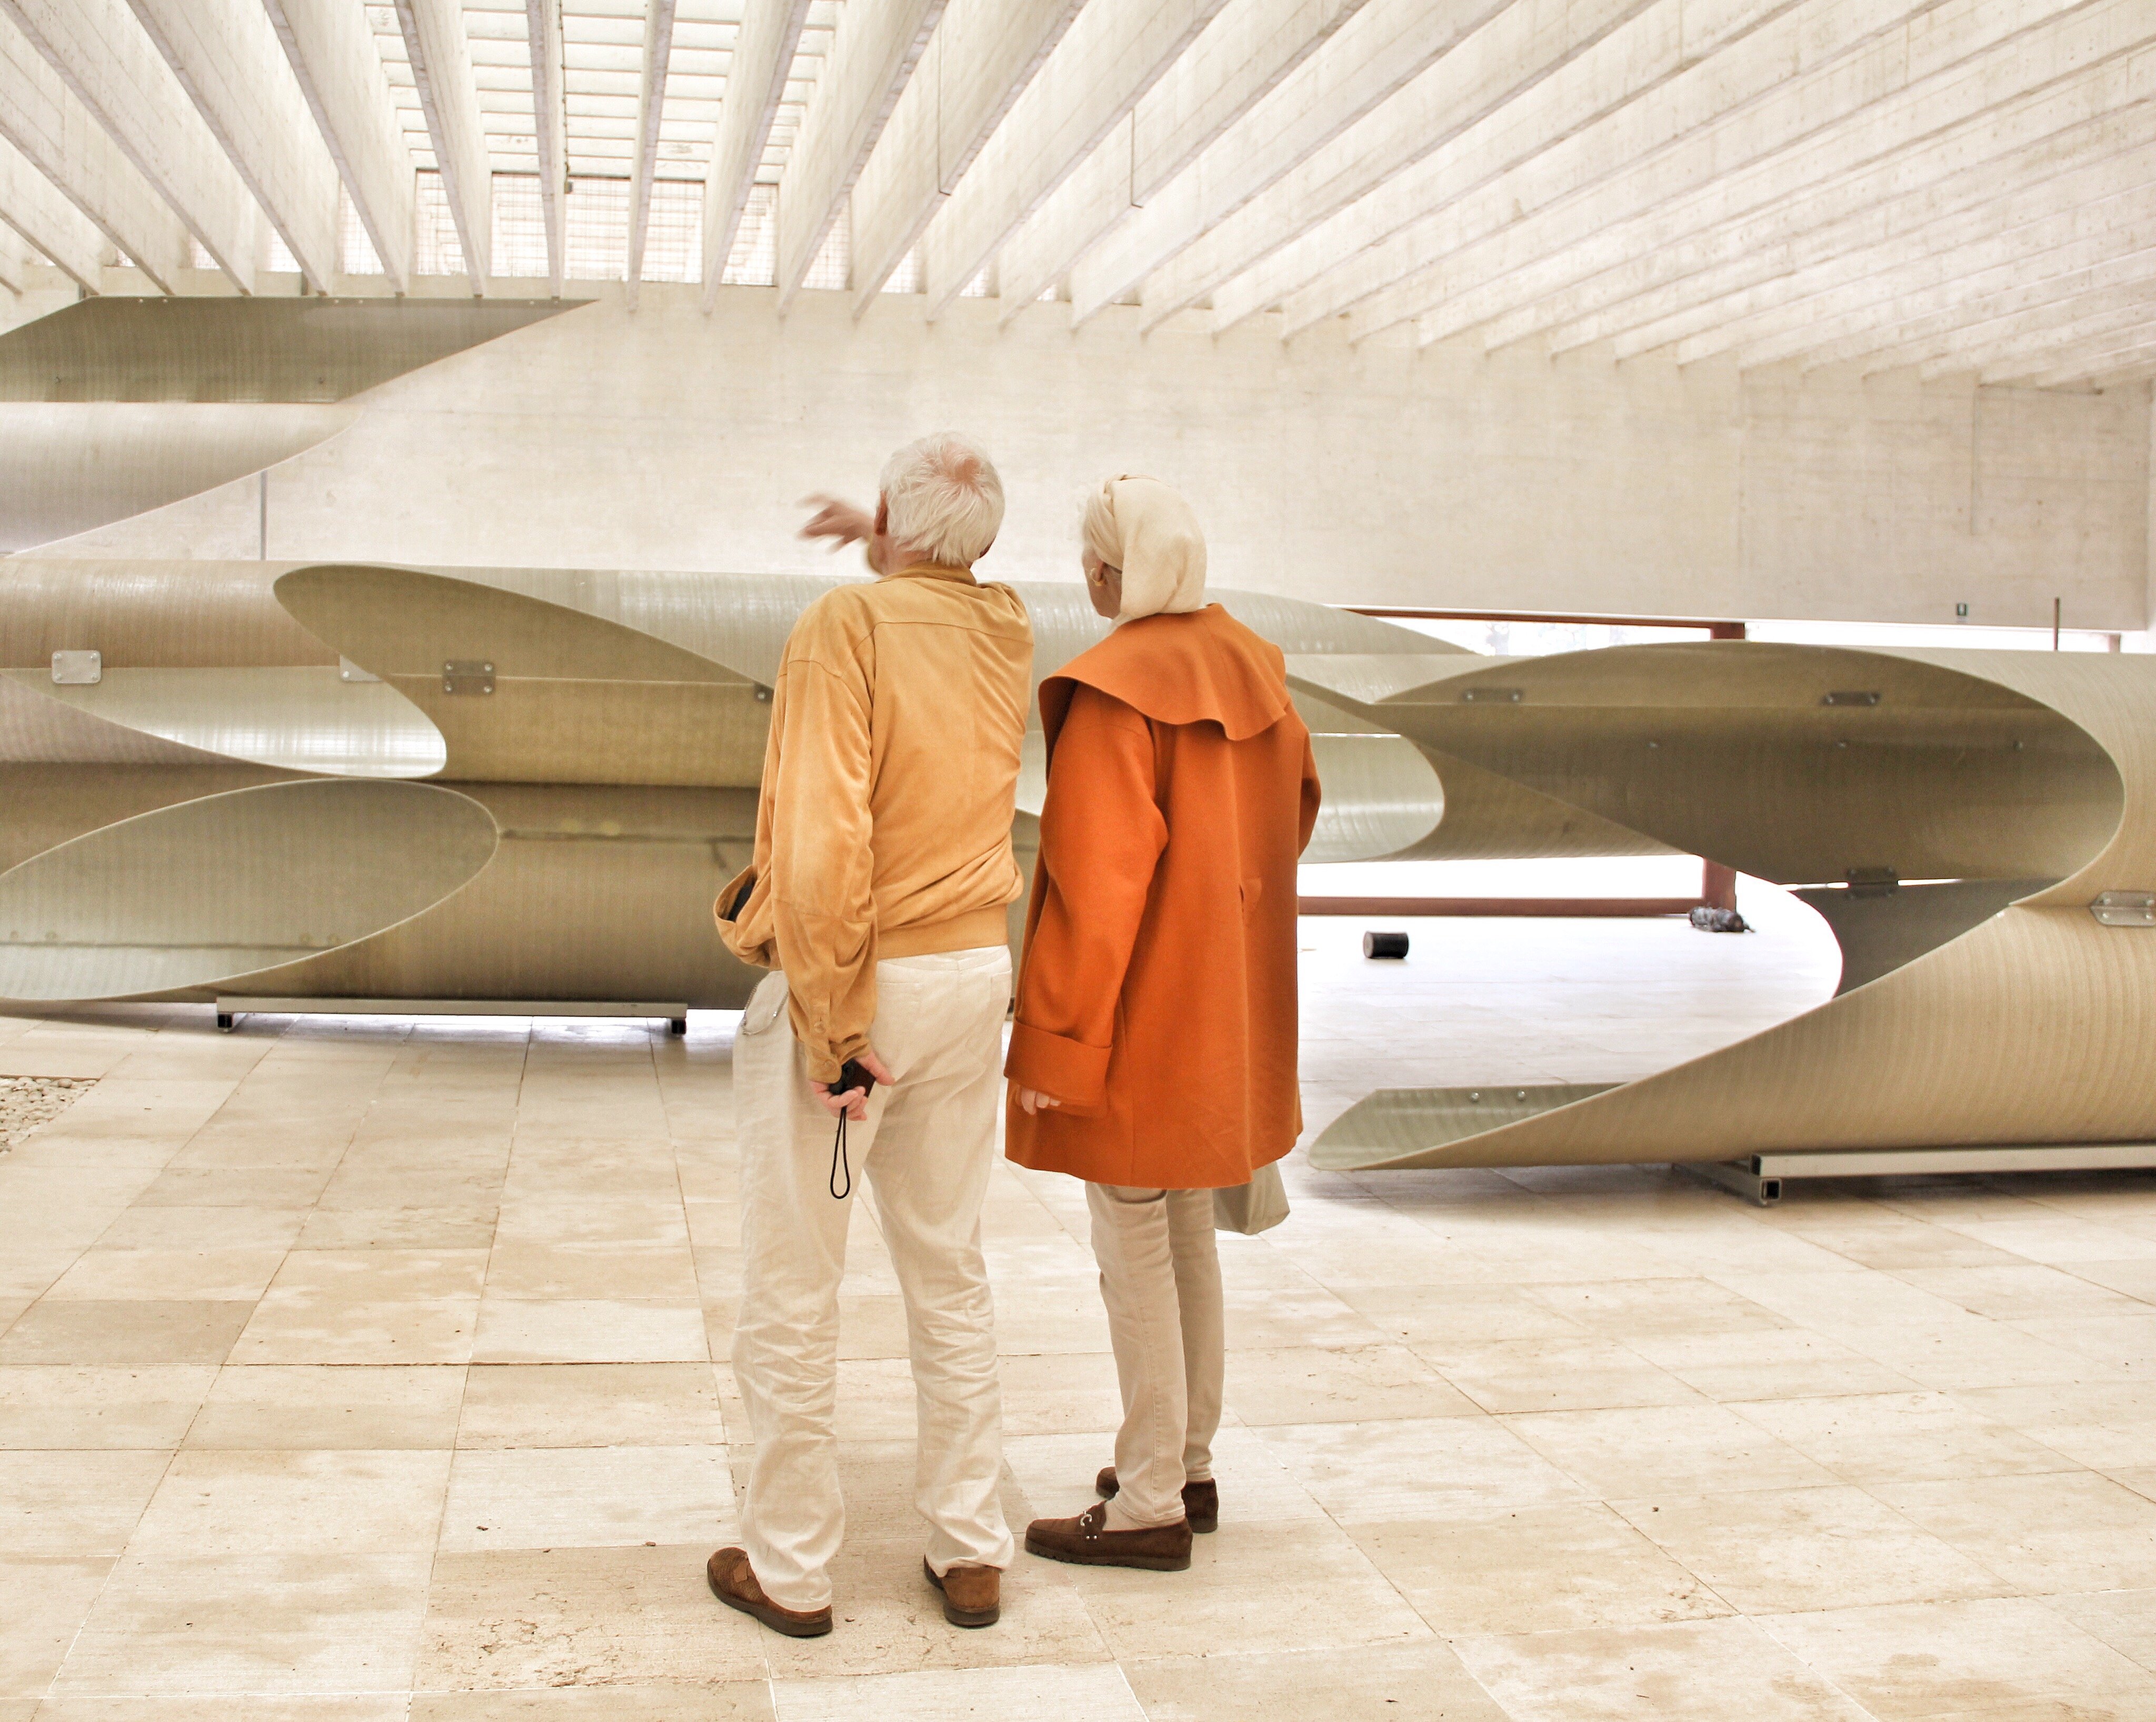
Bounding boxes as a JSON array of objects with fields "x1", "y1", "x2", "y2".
[{"x1": 0, "y1": 1076, "x2": 96, "y2": 1150}]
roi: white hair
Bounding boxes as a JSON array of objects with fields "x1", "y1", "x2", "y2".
[{"x1": 879, "y1": 431, "x2": 1004, "y2": 568}]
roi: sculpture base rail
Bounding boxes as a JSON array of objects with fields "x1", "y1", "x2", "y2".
[
  {"x1": 1686, "y1": 1142, "x2": 2156, "y2": 1207},
  {"x1": 215, "y1": 996, "x2": 691, "y2": 1034}
]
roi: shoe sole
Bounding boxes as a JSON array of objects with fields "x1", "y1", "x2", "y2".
[
  {"x1": 707, "y1": 1568, "x2": 833, "y2": 1637},
  {"x1": 1096, "y1": 1480, "x2": 1217, "y2": 1535},
  {"x1": 923, "y1": 1561, "x2": 1000, "y2": 1628},
  {"x1": 1025, "y1": 1532, "x2": 1192, "y2": 1572}
]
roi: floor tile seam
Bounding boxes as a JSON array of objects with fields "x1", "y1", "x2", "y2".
[
  {"x1": 1742, "y1": 1602, "x2": 2033, "y2": 1721},
  {"x1": 42, "y1": 1438, "x2": 189, "y2": 1706},
  {"x1": 1839, "y1": 1477, "x2": 2060, "y2": 1599}
]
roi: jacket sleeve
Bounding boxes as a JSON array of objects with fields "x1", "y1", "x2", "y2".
[
  {"x1": 1005, "y1": 685, "x2": 1167, "y2": 1111},
  {"x1": 1296, "y1": 725, "x2": 1323, "y2": 857},
  {"x1": 765, "y1": 644, "x2": 878, "y2": 1084}
]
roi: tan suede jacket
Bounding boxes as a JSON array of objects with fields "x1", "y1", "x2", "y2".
[{"x1": 714, "y1": 563, "x2": 1032, "y2": 1081}]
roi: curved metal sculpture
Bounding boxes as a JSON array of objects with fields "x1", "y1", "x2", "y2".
[
  {"x1": 4, "y1": 551, "x2": 2151, "y2": 1176},
  {"x1": 0, "y1": 558, "x2": 1450, "y2": 1014},
  {"x1": 1290, "y1": 642, "x2": 2156, "y2": 1170},
  {"x1": 0, "y1": 299, "x2": 584, "y2": 553}
]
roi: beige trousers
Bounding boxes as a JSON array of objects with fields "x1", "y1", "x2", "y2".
[
  {"x1": 1087, "y1": 1182, "x2": 1225, "y2": 1531},
  {"x1": 731, "y1": 947, "x2": 1015, "y2": 1611}
]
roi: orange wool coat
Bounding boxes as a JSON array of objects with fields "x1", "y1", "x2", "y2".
[{"x1": 1004, "y1": 604, "x2": 1322, "y2": 1189}]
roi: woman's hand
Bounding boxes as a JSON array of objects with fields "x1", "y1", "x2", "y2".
[{"x1": 1016, "y1": 1087, "x2": 1061, "y2": 1117}]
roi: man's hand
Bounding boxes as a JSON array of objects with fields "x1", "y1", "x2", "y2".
[
  {"x1": 1016, "y1": 1086, "x2": 1061, "y2": 1117},
  {"x1": 798, "y1": 495, "x2": 874, "y2": 551},
  {"x1": 812, "y1": 1047, "x2": 894, "y2": 1122}
]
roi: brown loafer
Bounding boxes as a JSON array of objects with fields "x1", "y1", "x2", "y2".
[
  {"x1": 705, "y1": 1546, "x2": 832, "y2": 1638},
  {"x1": 1096, "y1": 1465, "x2": 1219, "y2": 1534},
  {"x1": 1026, "y1": 1501, "x2": 1192, "y2": 1571},
  {"x1": 923, "y1": 1556, "x2": 1000, "y2": 1627}
]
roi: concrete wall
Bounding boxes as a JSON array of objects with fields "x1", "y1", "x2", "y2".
[{"x1": 42, "y1": 281, "x2": 2154, "y2": 630}]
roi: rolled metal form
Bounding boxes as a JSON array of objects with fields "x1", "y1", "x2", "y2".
[
  {"x1": 0, "y1": 297, "x2": 587, "y2": 403},
  {"x1": 0, "y1": 780, "x2": 500, "y2": 1001},
  {"x1": 0, "y1": 559, "x2": 1454, "y2": 1010},
  {"x1": 0, "y1": 297, "x2": 585, "y2": 552},
  {"x1": 0, "y1": 404, "x2": 357, "y2": 553},
  {"x1": 275, "y1": 564, "x2": 766, "y2": 786},
  {"x1": 45, "y1": 542, "x2": 2156, "y2": 1181},
  {"x1": 1296, "y1": 642, "x2": 2156, "y2": 1170}
]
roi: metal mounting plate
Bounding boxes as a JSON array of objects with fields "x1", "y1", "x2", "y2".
[
  {"x1": 442, "y1": 660, "x2": 495, "y2": 696},
  {"x1": 2092, "y1": 891, "x2": 2156, "y2": 928}
]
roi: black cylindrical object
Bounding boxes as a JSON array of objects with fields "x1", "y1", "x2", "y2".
[{"x1": 1363, "y1": 930, "x2": 1409, "y2": 959}]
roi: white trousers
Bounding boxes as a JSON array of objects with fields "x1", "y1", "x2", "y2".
[
  {"x1": 731, "y1": 946, "x2": 1015, "y2": 1611},
  {"x1": 1087, "y1": 1183, "x2": 1225, "y2": 1531}
]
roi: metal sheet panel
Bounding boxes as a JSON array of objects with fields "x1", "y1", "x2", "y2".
[{"x1": 0, "y1": 296, "x2": 587, "y2": 402}]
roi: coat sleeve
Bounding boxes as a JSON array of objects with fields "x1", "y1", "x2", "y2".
[
  {"x1": 765, "y1": 646, "x2": 878, "y2": 1084},
  {"x1": 1005, "y1": 685, "x2": 1168, "y2": 1111},
  {"x1": 1296, "y1": 725, "x2": 1322, "y2": 857}
]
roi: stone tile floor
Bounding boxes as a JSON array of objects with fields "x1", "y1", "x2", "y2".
[{"x1": 3, "y1": 900, "x2": 2154, "y2": 1718}]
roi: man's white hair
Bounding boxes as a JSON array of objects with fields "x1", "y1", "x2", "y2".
[{"x1": 880, "y1": 431, "x2": 1004, "y2": 568}]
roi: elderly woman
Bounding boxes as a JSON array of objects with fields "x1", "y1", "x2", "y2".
[{"x1": 1008, "y1": 476, "x2": 1320, "y2": 1572}]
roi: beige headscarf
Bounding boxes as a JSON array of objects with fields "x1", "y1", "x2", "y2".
[{"x1": 1082, "y1": 474, "x2": 1208, "y2": 623}]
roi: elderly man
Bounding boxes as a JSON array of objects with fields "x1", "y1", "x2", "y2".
[{"x1": 706, "y1": 432, "x2": 1032, "y2": 1638}]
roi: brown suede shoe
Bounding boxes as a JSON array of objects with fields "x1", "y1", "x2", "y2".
[
  {"x1": 923, "y1": 1556, "x2": 1000, "y2": 1627},
  {"x1": 1096, "y1": 1465, "x2": 1219, "y2": 1534},
  {"x1": 1026, "y1": 1501, "x2": 1192, "y2": 1571},
  {"x1": 706, "y1": 1546, "x2": 832, "y2": 1638}
]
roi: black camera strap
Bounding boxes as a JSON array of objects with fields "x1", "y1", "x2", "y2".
[
  {"x1": 826, "y1": 1058, "x2": 875, "y2": 1200},
  {"x1": 829, "y1": 1110, "x2": 852, "y2": 1200}
]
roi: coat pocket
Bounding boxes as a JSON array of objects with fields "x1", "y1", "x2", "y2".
[
  {"x1": 741, "y1": 971, "x2": 789, "y2": 1037},
  {"x1": 1239, "y1": 876, "x2": 1264, "y2": 917}
]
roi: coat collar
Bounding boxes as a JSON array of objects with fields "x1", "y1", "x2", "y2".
[
  {"x1": 889, "y1": 560, "x2": 979, "y2": 586},
  {"x1": 1040, "y1": 604, "x2": 1292, "y2": 750}
]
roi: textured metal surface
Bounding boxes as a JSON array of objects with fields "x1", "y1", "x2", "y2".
[
  {"x1": 216, "y1": 783, "x2": 760, "y2": 1009},
  {"x1": 0, "y1": 296, "x2": 586, "y2": 402},
  {"x1": 1286, "y1": 643, "x2": 2121, "y2": 887},
  {"x1": 276, "y1": 564, "x2": 768, "y2": 787},
  {"x1": 0, "y1": 560, "x2": 336, "y2": 670},
  {"x1": 1302, "y1": 642, "x2": 2156, "y2": 1170},
  {"x1": 18, "y1": 550, "x2": 2156, "y2": 1182},
  {"x1": 0, "y1": 404, "x2": 356, "y2": 553},
  {"x1": 0, "y1": 780, "x2": 498, "y2": 1001},
  {"x1": 2, "y1": 669, "x2": 444, "y2": 777}
]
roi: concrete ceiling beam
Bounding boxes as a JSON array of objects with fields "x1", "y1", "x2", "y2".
[
  {"x1": 0, "y1": 0, "x2": 263, "y2": 292},
  {"x1": 624, "y1": 0, "x2": 678, "y2": 305},
  {"x1": 1189, "y1": 0, "x2": 1721, "y2": 338},
  {"x1": 1382, "y1": 0, "x2": 2154, "y2": 349},
  {"x1": 126, "y1": 0, "x2": 345, "y2": 293},
  {"x1": 1991, "y1": 316, "x2": 2156, "y2": 386},
  {"x1": 525, "y1": 0, "x2": 566, "y2": 297},
  {"x1": 1914, "y1": 279, "x2": 2156, "y2": 378},
  {"x1": 1498, "y1": 65, "x2": 2156, "y2": 358},
  {"x1": 264, "y1": 0, "x2": 415, "y2": 293},
  {"x1": 700, "y1": 0, "x2": 811, "y2": 310},
  {"x1": 391, "y1": 0, "x2": 492, "y2": 291},
  {"x1": 1259, "y1": 0, "x2": 1811, "y2": 342},
  {"x1": 1727, "y1": 210, "x2": 2156, "y2": 373},
  {"x1": 0, "y1": 215, "x2": 28, "y2": 293},
  {"x1": 847, "y1": 0, "x2": 1085, "y2": 313},
  {"x1": 1661, "y1": 154, "x2": 2156, "y2": 366},
  {"x1": 0, "y1": 129, "x2": 107, "y2": 289},
  {"x1": 1066, "y1": 0, "x2": 1518, "y2": 331},
  {"x1": 992, "y1": 0, "x2": 1372, "y2": 324},
  {"x1": 1275, "y1": 0, "x2": 2133, "y2": 346},
  {"x1": 914, "y1": 0, "x2": 1224, "y2": 321},
  {"x1": 772, "y1": 0, "x2": 944, "y2": 309},
  {"x1": 0, "y1": 10, "x2": 191, "y2": 292}
]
